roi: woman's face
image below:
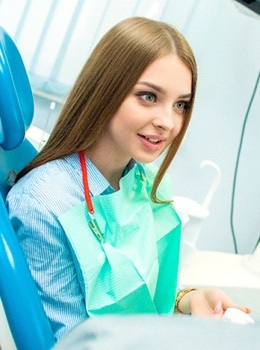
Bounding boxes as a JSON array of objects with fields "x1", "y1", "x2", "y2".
[{"x1": 100, "y1": 54, "x2": 192, "y2": 166}]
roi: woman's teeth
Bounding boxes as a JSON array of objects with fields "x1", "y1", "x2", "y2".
[{"x1": 144, "y1": 136, "x2": 159, "y2": 143}]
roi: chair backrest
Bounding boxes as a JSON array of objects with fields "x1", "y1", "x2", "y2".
[
  {"x1": 0, "y1": 27, "x2": 55, "y2": 349},
  {"x1": 0, "y1": 25, "x2": 37, "y2": 198}
]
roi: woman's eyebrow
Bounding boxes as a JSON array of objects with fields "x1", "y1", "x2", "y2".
[
  {"x1": 179, "y1": 93, "x2": 192, "y2": 99},
  {"x1": 137, "y1": 81, "x2": 165, "y2": 94},
  {"x1": 137, "y1": 81, "x2": 192, "y2": 99}
]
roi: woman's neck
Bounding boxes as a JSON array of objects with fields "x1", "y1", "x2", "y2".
[{"x1": 84, "y1": 147, "x2": 129, "y2": 191}]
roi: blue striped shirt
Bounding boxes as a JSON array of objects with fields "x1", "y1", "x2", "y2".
[{"x1": 6, "y1": 153, "x2": 135, "y2": 340}]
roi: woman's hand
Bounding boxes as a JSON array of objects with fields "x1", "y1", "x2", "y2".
[{"x1": 177, "y1": 288, "x2": 250, "y2": 318}]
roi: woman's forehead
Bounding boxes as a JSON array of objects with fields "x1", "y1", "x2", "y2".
[{"x1": 136, "y1": 54, "x2": 192, "y2": 97}]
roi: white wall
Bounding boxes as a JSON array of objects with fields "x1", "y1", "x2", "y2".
[
  {"x1": 166, "y1": 0, "x2": 260, "y2": 254},
  {"x1": 0, "y1": 0, "x2": 259, "y2": 254}
]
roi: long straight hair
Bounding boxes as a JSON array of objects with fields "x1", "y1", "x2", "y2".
[{"x1": 17, "y1": 17, "x2": 197, "y2": 201}]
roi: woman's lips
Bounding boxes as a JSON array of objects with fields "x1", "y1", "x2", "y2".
[{"x1": 137, "y1": 134, "x2": 165, "y2": 151}]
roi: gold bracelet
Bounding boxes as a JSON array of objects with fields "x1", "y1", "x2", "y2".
[{"x1": 175, "y1": 287, "x2": 197, "y2": 313}]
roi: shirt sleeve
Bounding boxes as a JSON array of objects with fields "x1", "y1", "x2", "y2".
[{"x1": 7, "y1": 192, "x2": 88, "y2": 340}]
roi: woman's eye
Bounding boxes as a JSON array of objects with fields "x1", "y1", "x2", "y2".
[
  {"x1": 137, "y1": 92, "x2": 156, "y2": 103},
  {"x1": 175, "y1": 101, "x2": 190, "y2": 112}
]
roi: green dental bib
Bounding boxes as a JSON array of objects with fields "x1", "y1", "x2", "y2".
[{"x1": 59, "y1": 163, "x2": 181, "y2": 317}]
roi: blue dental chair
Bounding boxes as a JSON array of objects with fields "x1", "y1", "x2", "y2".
[{"x1": 0, "y1": 27, "x2": 55, "y2": 350}]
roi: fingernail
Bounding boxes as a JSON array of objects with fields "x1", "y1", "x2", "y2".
[
  {"x1": 214, "y1": 300, "x2": 222, "y2": 314},
  {"x1": 245, "y1": 307, "x2": 252, "y2": 314}
]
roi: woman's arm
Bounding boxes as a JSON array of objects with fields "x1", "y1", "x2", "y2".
[{"x1": 7, "y1": 193, "x2": 88, "y2": 340}]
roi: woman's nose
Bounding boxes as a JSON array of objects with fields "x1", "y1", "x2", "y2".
[{"x1": 153, "y1": 108, "x2": 175, "y2": 131}]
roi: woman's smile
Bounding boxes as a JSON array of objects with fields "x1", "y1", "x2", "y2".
[{"x1": 137, "y1": 133, "x2": 166, "y2": 151}]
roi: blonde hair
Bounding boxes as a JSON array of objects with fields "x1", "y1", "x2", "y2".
[{"x1": 17, "y1": 17, "x2": 197, "y2": 201}]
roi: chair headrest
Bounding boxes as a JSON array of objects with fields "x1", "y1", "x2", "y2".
[{"x1": 0, "y1": 27, "x2": 34, "y2": 151}]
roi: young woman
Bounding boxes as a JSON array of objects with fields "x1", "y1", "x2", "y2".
[{"x1": 7, "y1": 17, "x2": 249, "y2": 340}]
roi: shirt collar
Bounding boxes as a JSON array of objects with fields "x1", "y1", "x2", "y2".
[
  {"x1": 87, "y1": 158, "x2": 145, "y2": 196},
  {"x1": 86, "y1": 157, "x2": 112, "y2": 196},
  {"x1": 68, "y1": 153, "x2": 145, "y2": 197}
]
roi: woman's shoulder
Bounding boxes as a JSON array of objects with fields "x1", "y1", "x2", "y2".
[
  {"x1": 17, "y1": 155, "x2": 78, "y2": 186},
  {"x1": 7, "y1": 154, "x2": 84, "y2": 212}
]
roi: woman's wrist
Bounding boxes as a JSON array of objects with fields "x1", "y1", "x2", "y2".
[{"x1": 175, "y1": 287, "x2": 197, "y2": 314}]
